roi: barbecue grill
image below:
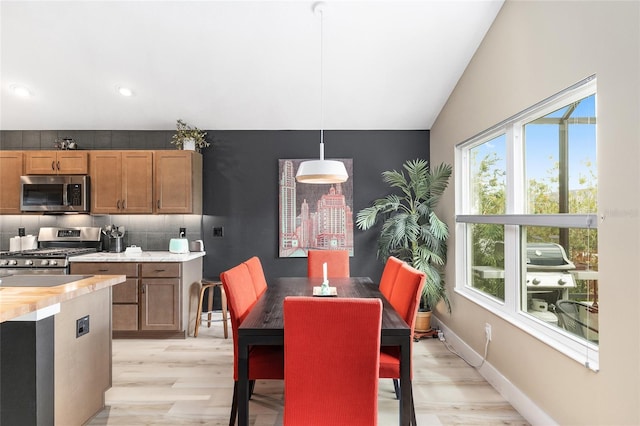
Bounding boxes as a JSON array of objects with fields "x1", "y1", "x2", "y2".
[{"x1": 526, "y1": 243, "x2": 576, "y2": 291}]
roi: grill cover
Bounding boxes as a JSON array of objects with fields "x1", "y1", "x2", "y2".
[{"x1": 526, "y1": 243, "x2": 575, "y2": 270}]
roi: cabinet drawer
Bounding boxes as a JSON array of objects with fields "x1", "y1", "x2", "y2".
[
  {"x1": 112, "y1": 278, "x2": 138, "y2": 303},
  {"x1": 141, "y1": 263, "x2": 180, "y2": 278},
  {"x1": 71, "y1": 262, "x2": 138, "y2": 277}
]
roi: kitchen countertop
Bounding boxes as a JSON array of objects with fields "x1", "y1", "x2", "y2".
[
  {"x1": 0, "y1": 274, "x2": 126, "y2": 322},
  {"x1": 68, "y1": 250, "x2": 206, "y2": 262}
]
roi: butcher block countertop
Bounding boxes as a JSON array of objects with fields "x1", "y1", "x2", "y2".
[
  {"x1": 0, "y1": 274, "x2": 125, "y2": 322},
  {"x1": 68, "y1": 250, "x2": 206, "y2": 262}
]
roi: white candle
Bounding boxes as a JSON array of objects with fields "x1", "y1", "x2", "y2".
[{"x1": 323, "y1": 262, "x2": 328, "y2": 283}]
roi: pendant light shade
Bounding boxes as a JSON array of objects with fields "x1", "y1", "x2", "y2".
[
  {"x1": 295, "y1": 2, "x2": 348, "y2": 185},
  {"x1": 296, "y1": 139, "x2": 348, "y2": 184}
]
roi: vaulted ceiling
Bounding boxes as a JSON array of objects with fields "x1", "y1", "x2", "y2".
[{"x1": 1, "y1": 1, "x2": 503, "y2": 130}]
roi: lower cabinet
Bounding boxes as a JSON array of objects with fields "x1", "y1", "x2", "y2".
[
  {"x1": 71, "y1": 261, "x2": 185, "y2": 338},
  {"x1": 140, "y1": 263, "x2": 181, "y2": 331}
]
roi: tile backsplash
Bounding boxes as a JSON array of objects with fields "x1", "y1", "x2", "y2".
[{"x1": 0, "y1": 214, "x2": 202, "y2": 252}]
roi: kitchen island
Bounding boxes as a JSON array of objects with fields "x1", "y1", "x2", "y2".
[
  {"x1": 0, "y1": 274, "x2": 125, "y2": 426},
  {"x1": 70, "y1": 251, "x2": 205, "y2": 338}
]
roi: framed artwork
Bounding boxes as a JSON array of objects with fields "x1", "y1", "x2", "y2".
[{"x1": 278, "y1": 158, "x2": 354, "y2": 258}]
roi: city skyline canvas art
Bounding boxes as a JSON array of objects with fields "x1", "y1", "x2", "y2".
[{"x1": 278, "y1": 159, "x2": 354, "y2": 258}]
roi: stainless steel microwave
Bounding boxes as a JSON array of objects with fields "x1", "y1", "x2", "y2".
[{"x1": 20, "y1": 175, "x2": 90, "y2": 213}]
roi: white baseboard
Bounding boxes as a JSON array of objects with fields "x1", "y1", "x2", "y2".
[{"x1": 432, "y1": 316, "x2": 557, "y2": 426}]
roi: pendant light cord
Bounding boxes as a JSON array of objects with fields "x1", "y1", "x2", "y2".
[{"x1": 319, "y1": 3, "x2": 324, "y2": 159}]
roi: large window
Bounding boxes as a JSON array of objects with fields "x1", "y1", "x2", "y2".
[{"x1": 456, "y1": 77, "x2": 598, "y2": 369}]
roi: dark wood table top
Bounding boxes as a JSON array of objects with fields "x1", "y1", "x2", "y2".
[{"x1": 239, "y1": 276, "x2": 410, "y2": 340}]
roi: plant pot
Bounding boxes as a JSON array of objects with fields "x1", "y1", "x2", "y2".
[
  {"x1": 182, "y1": 138, "x2": 196, "y2": 151},
  {"x1": 415, "y1": 310, "x2": 432, "y2": 333}
]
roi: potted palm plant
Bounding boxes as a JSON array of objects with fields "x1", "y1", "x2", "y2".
[
  {"x1": 356, "y1": 158, "x2": 452, "y2": 331},
  {"x1": 171, "y1": 119, "x2": 209, "y2": 152}
]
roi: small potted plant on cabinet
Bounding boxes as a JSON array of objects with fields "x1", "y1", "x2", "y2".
[
  {"x1": 171, "y1": 119, "x2": 209, "y2": 152},
  {"x1": 356, "y1": 158, "x2": 452, "y2": 332}
]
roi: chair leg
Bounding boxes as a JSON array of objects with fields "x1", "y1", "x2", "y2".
[
  {"x1": 221, "y1": 285, "x2": 229, "y2": 339},
  {"x1": 230, "y1": 381, "x2": 238, "y2": 426},
  {"x1": 411, "y1": 384, "x2": 417, "y2": 426},
  {"x1": 207, "y1": 286, "x2": 214, "y2": 328},
  {"x1": 249, "y1": 380, "x2": 256, "y2": 399},
  {"x1": 194, "y1": 284, "x2": 206, "y2": 337},
  {"x1": 393, "y1": 378, "x2": 400, "y2": 400}
]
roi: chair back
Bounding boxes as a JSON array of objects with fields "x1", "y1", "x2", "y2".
[
  {"x1": 283, "y1": 297, "x2": 382, "y2": 426},
  {"x1": 307, "y1": 249, "x2": 350, "y2": 278},
  {"x1": 389, "y1": 263, "x2": 426, "y2": 331},
  {"x1": 243, "y1": 256, "x2": 268, "y2": 298},
  {"x1": 379, "y1": 256, "x2": 404, "y2": 300},
  {"x1": 220, "y1": 262, "x2": 257, "y2": 379}
]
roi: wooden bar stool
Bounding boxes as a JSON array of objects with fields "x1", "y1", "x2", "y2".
[{"x1": 195, "y1": 279, "x2": 228, "y2": 338}]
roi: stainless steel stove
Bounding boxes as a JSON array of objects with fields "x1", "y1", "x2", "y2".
[{"x1": 0, "y1": 227, "x2": 101, "y2": 275}]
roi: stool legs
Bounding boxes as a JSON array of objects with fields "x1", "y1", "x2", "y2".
[{"x1": 194, "y1": 282, "x2": 228, "y2": 338}]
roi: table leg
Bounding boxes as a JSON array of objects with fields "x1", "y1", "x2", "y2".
[
  {"x1": 400, "y1": 338, "x2": 412, "y2": 426},
  {"x1": 238, "y1": 335, "x2": 250, "y2": 426}
]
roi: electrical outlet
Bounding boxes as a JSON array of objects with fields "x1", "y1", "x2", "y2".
[
  {"x1": 179, "y1": 227, "x2": 186, "y2": 237},
  {"x1": 485, "y1": 323, "x2": 492, "y2": 341},
  {"x1": 76, "y1": 315, "x2": 90, "y2": 338}
]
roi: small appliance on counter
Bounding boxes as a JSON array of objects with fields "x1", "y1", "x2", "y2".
[
  {"x1": 169, "y1": 230, "x2": 189, "y2": 254},
  {"x1": 189, "y1": 239, "x2": 205, "y2": 252},
  {"x1": 101, "y1": 225, "x2": 126, "y2": 253}
]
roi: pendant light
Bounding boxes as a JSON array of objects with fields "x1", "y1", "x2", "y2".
[{"x1": 296, "y1": 2, "x2": 348, "y2": 184}]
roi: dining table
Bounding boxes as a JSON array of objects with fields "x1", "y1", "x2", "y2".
[{"x1": 237, "y1": 276, "x2": 413, "y2": 426}]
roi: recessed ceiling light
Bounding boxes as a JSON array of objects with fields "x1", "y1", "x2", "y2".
[
  {"x1": 118, "y1": 86, "x2": 134, "y2": 97},
  {"x1": 10, "y1": 84, "x2": 32, "y2": 97}
]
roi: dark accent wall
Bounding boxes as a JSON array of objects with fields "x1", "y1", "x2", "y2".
[
  {"x1": 201, "y1": 130, "x2": 429, "y2": 282},
  {"x1": 0, "y1": 129, "x2": 429, "y2": 281}
]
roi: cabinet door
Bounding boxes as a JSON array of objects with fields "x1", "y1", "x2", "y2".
[
  {"x1": 0, "y1": 151, "x2": 23, "y2": 214},
  {"x1": 113, "y1": 304, "x2": 139, "y2": 331},
  {"x1": 154, "y1": 151, "x2": 193, "y2": 213},
  {"x1": 140, "y1": 278, "x2": 180, "y2": 330},
  {"x1": 25, "y1": 151, "x2": 58, "y2": 174},
  {"x1": 90, "y1": 151, "x2": 123, "y2": 213},
  {"x1": 56, "y1": 151, "x2": 88, "y2": 174},
  {"x1": 24, "y1": 151, "x2": 87, "y2": 174},
  {"x1": 121, "y1": 151, "x2": 153, "y2": 213}
]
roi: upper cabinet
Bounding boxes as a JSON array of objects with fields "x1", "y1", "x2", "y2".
[
  {"x1": 90, "y1": 151, "x2": 153, "y2": 214},
  {"x1": 154, "y1": 151, "x2": 202, "y2": 215},
  {"x1": 25, "y1": 150, "x2": 88, "y2": 175},
  {"x1": 0, "y1": 151, "x2": 23, "y2": 214}
]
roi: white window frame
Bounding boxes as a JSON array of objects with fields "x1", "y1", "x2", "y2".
[{"x1": 454, "y1": 76, "x2": 599, "y2": 371}]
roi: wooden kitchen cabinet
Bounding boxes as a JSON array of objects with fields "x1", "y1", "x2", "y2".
[
  {"x1": 0, "y1": 151, "x2": 23, "y2": 214},
  {"x1": 154, "y1": 150, "x2": 202, "y2": 214},
  {"x1": 70, "y1": 260, "x2": 192, "y2": 338},
  {"x1": 70, "y1": 262, "x2": 139, "y2": 331},
  {"x1": 24, "y1": 150, "x2": 88, "y2": 174},
  {"x1": 90, "y1": 150, "x2": 153, "y2": 214},
  {"x1": 140, "y1": 263, "x2": 181, "y2": 331}
]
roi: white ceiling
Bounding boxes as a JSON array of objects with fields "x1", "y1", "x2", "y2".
[{"x1": 0, "y1": 0, "x2": 503, "y2": 131}]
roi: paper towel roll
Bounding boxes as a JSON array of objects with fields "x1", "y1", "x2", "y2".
[
  {"x1": 21, "y1": 235, "x2": 37, "y2": 250},
  {"x1": 9, "y1": 236, "x2": 21, "y2": 252}
]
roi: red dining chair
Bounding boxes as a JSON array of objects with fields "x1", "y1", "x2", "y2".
[
  {"x1": 220, "y1": 262, "x2": 284, "y2": 426},
  {"x1": 380, "y1": 262, "x2": 426, "y2": 424},
  {"x1": 283, "y1": 297, "x2": 382, "y2": 426},
  {"x1": 379, "y1": 255, "x2": 404, "y2": 300},
  {"x1": 243, "y1": 256, "x2": 268, "y2": 298},
  {"x1": 307, "y1": 249, "x2": 350, "y2": 278}
]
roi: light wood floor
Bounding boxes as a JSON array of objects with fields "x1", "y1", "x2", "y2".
[{"x1": 87, "y1": 314, "x2": 529, "y2": 425}]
